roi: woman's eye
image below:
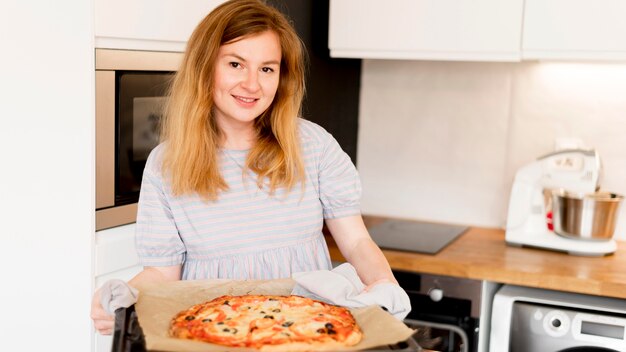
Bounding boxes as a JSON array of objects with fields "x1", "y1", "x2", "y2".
[
  {"x1": 261, "y1": 67, "x2": 274, "y2": 73},
  {"x1": 229, "y1": 62, "x2": 240, "y2": 68}
]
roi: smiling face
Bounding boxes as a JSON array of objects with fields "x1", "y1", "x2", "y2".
[{"x1": 212, "y1": 30, "x2": 282, "y2": 138}]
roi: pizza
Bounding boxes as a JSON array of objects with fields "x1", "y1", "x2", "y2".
[{"x1": 169, "y1": 294, "x2": 362, "y2": 351}]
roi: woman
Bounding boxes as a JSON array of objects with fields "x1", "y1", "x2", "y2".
[{"x1": 92, "y1": 0, "x2": 398, "y2": 335}]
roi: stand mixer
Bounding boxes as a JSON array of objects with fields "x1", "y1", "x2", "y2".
[{"x1": 505, "y1": 149, "x2": 617, "y2": 256}]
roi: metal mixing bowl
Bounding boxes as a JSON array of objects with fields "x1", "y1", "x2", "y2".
[{"x1": 551, "y1": 190, "x2": 623, "y2": 241}]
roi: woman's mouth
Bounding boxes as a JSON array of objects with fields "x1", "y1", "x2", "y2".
[{"x1": 233, "y1": 95, "x2": 258, "y2": 104}]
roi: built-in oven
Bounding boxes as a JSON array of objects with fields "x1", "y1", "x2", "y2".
[
  {"x1": 394, "y1": 270, "x2": 481, "y2": 352},
  {"x1": 95, "y1": 49, "x2": 182, "y2": 230}
]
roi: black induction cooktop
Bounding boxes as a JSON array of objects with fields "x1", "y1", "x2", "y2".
[{"x1": 368, "y1": 219, "x2": 468, "y2": 255}]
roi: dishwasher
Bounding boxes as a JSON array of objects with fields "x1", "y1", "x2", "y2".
[{"x1": 490, "y1": 285, "x2": 626, "y2": 351}]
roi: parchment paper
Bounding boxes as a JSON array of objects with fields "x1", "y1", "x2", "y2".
[{"x1": 135, "y1": 278, "x2": 415, "y2": 351}]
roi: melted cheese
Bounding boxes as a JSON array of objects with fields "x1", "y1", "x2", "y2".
[{"x1": 195, "y1": 296, "x2": 355, "y2": 346}]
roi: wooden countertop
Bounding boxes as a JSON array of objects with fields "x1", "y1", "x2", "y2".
[{"x1": 326, "y1": 216, "x2": 626, "y2": 300}]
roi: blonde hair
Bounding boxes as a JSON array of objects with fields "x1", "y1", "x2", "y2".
[{"x1": 160, "y1": 0, "x2": 306, "y2": 200}]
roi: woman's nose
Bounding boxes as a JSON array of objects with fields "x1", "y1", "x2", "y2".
[{"x1": 241, "y1": 70, "x2": 261, "y2": 92}]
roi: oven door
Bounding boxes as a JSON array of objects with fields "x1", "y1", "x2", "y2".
[
  {"x1": 405, "y1": 318, "x2": 474, "y2": 352},
  {"x1": 395, "y1": 270, "x2": 481, "y2": 352}
]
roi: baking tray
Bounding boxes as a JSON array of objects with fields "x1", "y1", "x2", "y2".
[
  {"x1": 112, "y1": 306, "x2": 422, "y2": 352},
  {"x1": 112, "y1": 305, "x2": 146, "y2": 352}
]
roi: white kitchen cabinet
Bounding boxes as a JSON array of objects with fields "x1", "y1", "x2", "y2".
[
  {"x1": 329, "y1": 0, "x2": 524, "y2": 62},
  {"x1": 95, "y1": 0, "x2": 225, "y2": 52},
  {"x1": 522, "y1": 0, "x2": 626, "y2": 61}
]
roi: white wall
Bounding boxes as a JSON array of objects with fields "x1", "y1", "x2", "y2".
[
  {"x1": 358, "y1": 60, "x2": 626, "y2": 239},
  {"x1": 0, "y1": 0, "x2": 94, "y2": 350}
]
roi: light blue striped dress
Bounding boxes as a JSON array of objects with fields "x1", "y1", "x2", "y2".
[{"x1": 135, "y1": 119, "x2": 361, "y2": 280}]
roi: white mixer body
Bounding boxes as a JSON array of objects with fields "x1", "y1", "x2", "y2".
[{"x1": 505, "y1": 149, "x2": 616, "y2": 256}]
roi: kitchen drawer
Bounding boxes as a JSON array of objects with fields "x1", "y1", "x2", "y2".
[{"x1": 95, "y1": 224, "x2": 139, "y2": 277}]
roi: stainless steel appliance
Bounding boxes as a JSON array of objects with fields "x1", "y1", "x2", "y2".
[
  {"x1": 96, "y1": 49, "x2": 182, "y2": 230},
  {"x1": 551, "y1": 190, "x2": 623, "y2": 241},
  {"x1": 505, "y1": 149, "x2": 619, "y2": 256},
  {"x1": 490, "y1": 285, "x2": 626, "y2": 352}
]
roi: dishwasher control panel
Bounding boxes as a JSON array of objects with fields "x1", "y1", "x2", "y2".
[
  {"x1": 490, "y1": 285, "x2": 626, "y2": 352},
  {"x1": 511, "y1": 302, "x2": 626, "y2": 351}
]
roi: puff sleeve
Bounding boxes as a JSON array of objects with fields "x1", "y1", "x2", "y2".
[
  {"x1": 134, "y1": 146, "x2": 186, "y2": 266},
  {"x1": 316, "y1": 128, "x2": 362, "y2": 219}
]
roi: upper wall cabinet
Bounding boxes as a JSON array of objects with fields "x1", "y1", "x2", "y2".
[
  {"x1": 522, "y1": 0, "x2": 626, "y2": 61},
  {"x1": 95, "y1": 0, "x2": 224, "y2": 52},
  {"x1": 328, "y1": 0, "x2": 525, "y2": 62}
]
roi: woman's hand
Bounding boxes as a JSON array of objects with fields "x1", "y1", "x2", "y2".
[
  {"x1": 90, "y1": 265, "x2": 182, "y2": 335},
  {"x1": 91, "y1": 288, "x2": 114, "y2": 335}
]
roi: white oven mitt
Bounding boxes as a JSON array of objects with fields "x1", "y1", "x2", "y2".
[
  {"x1": 291, "y1": 263, "x2": 411, "y2": 320},
  {"x1": 99, "y1": 279, "x2": 139, "y2": 315}
]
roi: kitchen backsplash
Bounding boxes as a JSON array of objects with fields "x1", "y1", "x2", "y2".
[{"x1": 357, "y1": 60, "x2": 626, "y2": 240}]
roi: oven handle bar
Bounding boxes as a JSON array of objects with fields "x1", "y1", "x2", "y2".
[{"x1": 404, "y1": 318, "x2": 469, "y2": 352}]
